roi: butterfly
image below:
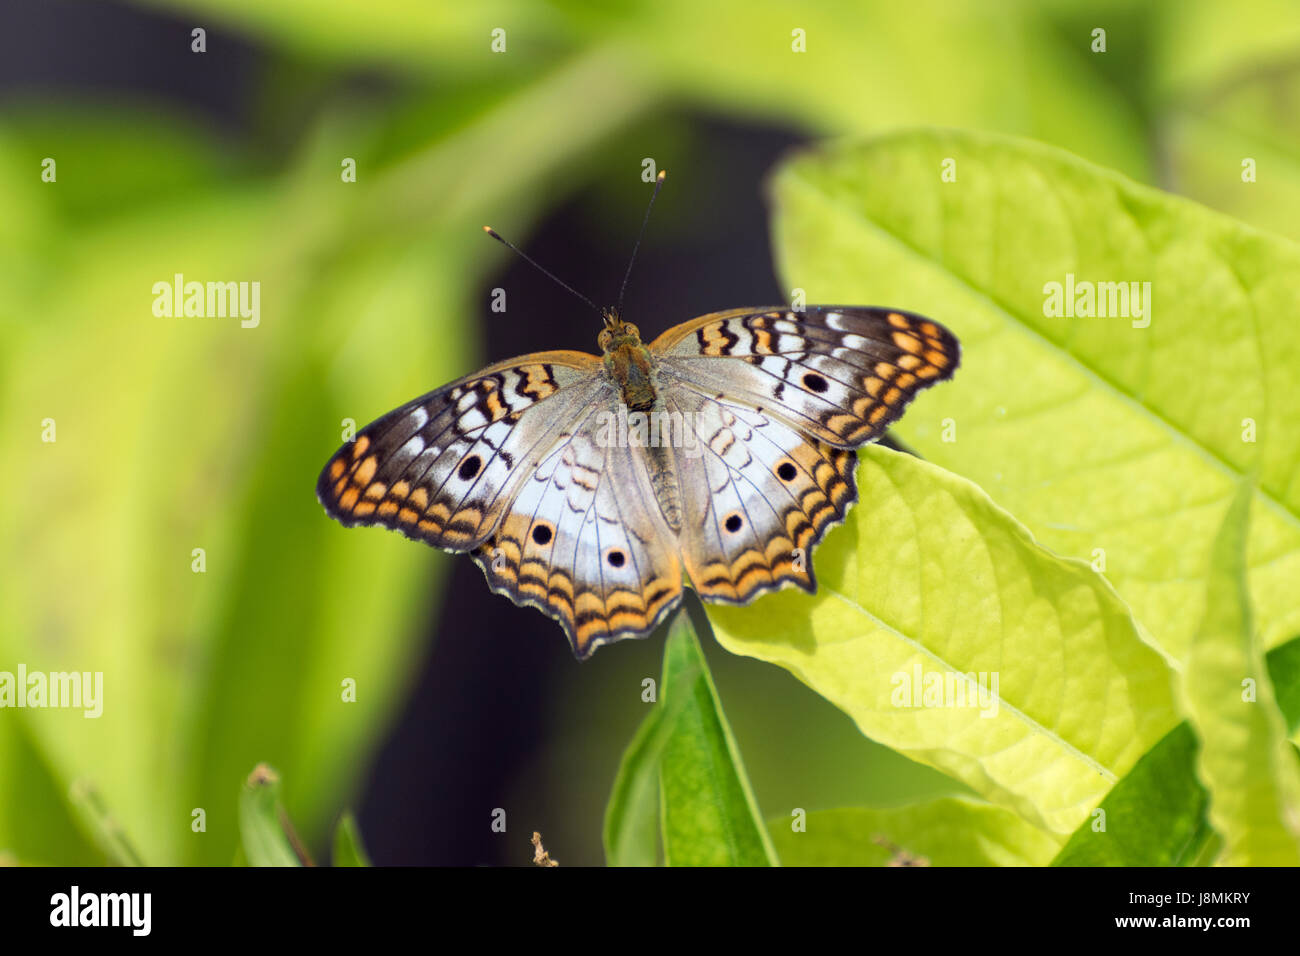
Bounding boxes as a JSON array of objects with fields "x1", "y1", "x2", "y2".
[{"x1": 317, "y1": 178, "x2": 960, "y2": 658}]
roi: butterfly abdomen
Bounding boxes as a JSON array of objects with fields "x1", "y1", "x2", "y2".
[{"x1": 642, "y1": 440, "x2": 683, "y2": 532}]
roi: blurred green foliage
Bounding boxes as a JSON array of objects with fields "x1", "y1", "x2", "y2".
[{"x1": 2, "y1": 0, "x2": 1300, "y2": 865}]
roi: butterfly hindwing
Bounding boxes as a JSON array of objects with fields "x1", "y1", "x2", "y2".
[
  {"x1": 469, "y1": 407, "x2": 684, "y2": 658},
  {"x1": 651, "y1": 306, "x2": 960, "y2": 448},
  {"x1": 663, "y1": 389, "x2": 858, "y2": 604},
  {"x1": 317, "y1": 351, "x2": 603, "y2": 551}
]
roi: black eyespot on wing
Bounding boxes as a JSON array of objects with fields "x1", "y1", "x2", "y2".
[
  {"x1": 458, "y1": 455, "x2": 482, "y2": 481},
  {"x1": 777, "y1": 461, "x2": 797, "y2": 482},
  {"x1": 607, "y1": 550, "x2": 625, "y2": 568},
  {"x1": 532, "y1": 524, "x2": 553, "y2": 546},
  {"x1": 724, "y1": 513, "x2": 743, "y2": 533},
  {"x1": 802, "y1": 372, "x2": 829, "y2": 393}
]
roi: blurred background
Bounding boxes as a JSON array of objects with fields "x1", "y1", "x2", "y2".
[{"x1": 1, "y1": 0, "x2": 1298, "y2": 866}]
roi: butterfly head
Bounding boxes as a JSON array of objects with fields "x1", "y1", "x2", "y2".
[{"x1": 598, "y1": 309, "x2": 642, "y2": 354}]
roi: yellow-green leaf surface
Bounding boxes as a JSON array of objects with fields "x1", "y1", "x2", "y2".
[
  {"x1": 769, "y1": 798, "x2": 1061, "y2": 867},
  {"x1": 1182, "y1": 483, "x2": 1300, "y2": 865},
  {"x1": 710, "y1": 446, "x2": 1180, "y2": 836},
  {"x1": 659, "y1": 608, "x2": 778, "y2": 867},
  {"x1": 770, "y1": 129, "x2": 1300, "y2": 663}
]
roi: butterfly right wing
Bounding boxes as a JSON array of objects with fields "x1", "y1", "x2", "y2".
[
  {"x1": 470, "y1": 402, "x2": 685, "y2": 659},
  {"x1": 317, "y1": 351, "x2": 605, "y2": 552},
  {"x1": 651, "y1": 306, "x2": 959, "y2": 448},
  {"x1": 661, "y1": 385, "x2": 858, "y2": 604}
]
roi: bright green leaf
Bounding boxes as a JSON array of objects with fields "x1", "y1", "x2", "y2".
[
  {"x1": 710, "y1": 446, "x2": 1180, "y2": 836},
  {"x1": 659, "y1": 606, "x2": 778, "y2": 867},
  {"x1": 603, "y1": 669, "x2": 705, "y2": 868},
  {"x1": 67, "y1": 779, "x2": 146, "y2": 867},
  {"x1": 1181, "y1": 482, "x2": 1300, "y2": 865},
  {"x1": 1265, "y1": 636, "x2": 1300, "y2": 736},
  {"x1": 238, "y1": 764, "x2": 302, "y2": 867},
  {"x1": 770, "y1": 129, "x2": 1300, "y2": 663},
  {"x1": 603, "y1": 706, "x2": 665, "y2": 868},
  {"x1": 332, "y1": 811, "x2": 372, "y2": 867},
  {"x1": 769, "y1": 797, "x2": 1061, "y2": 867}
]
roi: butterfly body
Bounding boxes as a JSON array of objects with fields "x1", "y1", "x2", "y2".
[{"x1": 319, "y1": 306, "x2": 959, "y2": 658}]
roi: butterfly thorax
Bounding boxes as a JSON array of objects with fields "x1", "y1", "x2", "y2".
[
  {"x1": 598, "y1": 314, "x2": 657, "y2": 412},
  {"x1": 596, "y1": 313, "x2": 684, "y2": 532}
]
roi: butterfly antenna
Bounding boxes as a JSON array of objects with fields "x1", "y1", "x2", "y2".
[
  {"x1": 481, "y1": 226, "x2": 604, "y2": 319},
  {"x1": 616, "y1": 169, "x2": 667, "y2": 316}
]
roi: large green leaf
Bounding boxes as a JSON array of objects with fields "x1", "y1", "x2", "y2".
[
  {"x1": 658, "y1": 606, "x2": 778, "y2": 867},
  {"x1": 770, "y1": 129, "x2": 1300, "y2": 662},
  {"x1": 769, "y1": 797, "x2": 1061, "y2": 867},
  {"x1": 710, "y1": 446, "x2": 1180, "y2": 835},
  {"x1": 1181, "y1": 482, "x2": 1300, "y2": 865}
]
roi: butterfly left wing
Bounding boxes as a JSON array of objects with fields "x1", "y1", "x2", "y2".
[
  {"x1": 651, "y1": 306, "x2": 959, "y2": 448},
  {"x1": 318, "y1": 351, "x2": 605, "y2": 552}
]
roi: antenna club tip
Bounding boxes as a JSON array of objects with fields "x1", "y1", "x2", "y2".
[
  {"x1": 482, "y1": 225, "x2": 493, "y2": 233},
  {"x1": 657, "y1": 170, "x2": 667, "y2": 181}
]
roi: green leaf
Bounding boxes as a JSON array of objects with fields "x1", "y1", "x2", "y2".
[
  {"x1": 769, "y1": 129, "x2": 1300, "y2": 663},
  {"x1": 1265, "y1": 636, "x2": 1300, "y2": 736},
  {"x1": 603, "y1": 694, "x2": 681, "y2": 867},
  {"x1": 1051, "y1": 722, "x2": 1210, "y2": 866},
  {"x1": 1051, "y1": 634, "x2": 1300, "y2": 866},
  {"x1": 67, "y1": 779, "x2": 146, "y2": 868},
  {"x1": 1181, "y1": 481, "x2": 1300, "y2": 865},
  {"x1": 709, "y1": 446, "x2": 1180, "y2": 836},
  {"x1": 238, "y1": 764, "x2": 303, "y2": 867},
  {"x1": 0, "y1": 719, "x2": 101, "y2": 866},
  {"x1": 769, "y1": 797, "x2": 1061, "y2": 867},
  {"x1": 332, "y1": 811, "x2": 372, "y2": 867},
  {"x1": 658, "y1": 605, "x2": 778, "y2": 867}
]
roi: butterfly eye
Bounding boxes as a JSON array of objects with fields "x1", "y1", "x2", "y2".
[
  {"x1": 597, "y1": 330, "x2": 612, "y2": 351},
  {"x1": 624, "y1": 323, "x2": 640, "y2": 340},
  {"x1": 605, "y1": 549, "x2": 626, "y2": 568},
  {"x1": 723, "y1": 513, "x2": 744, "y2": 533},
  {"x1": 531, "y1": 523, "x2": 553, "y2": 546}
]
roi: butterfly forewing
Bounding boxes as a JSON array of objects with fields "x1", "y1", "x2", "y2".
[
  {"x1": 651, "y1": 306, "x2": 960, "y2": 448},
  {"x1": 317, "y1": 352, "x2": 603, "y2": 552}
]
